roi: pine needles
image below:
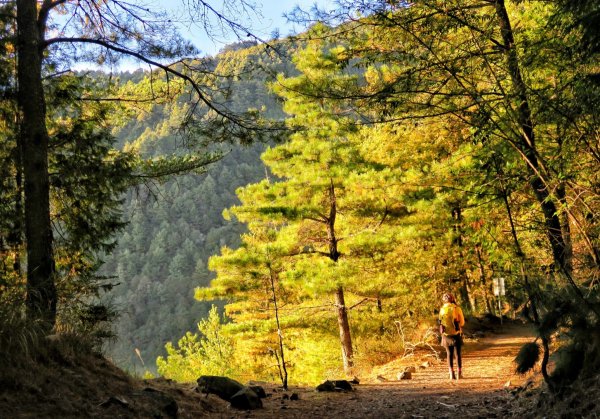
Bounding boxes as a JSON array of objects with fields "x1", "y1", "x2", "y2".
[{"x1": 515, "y1": 342, "x2": 540, "y2": 374}]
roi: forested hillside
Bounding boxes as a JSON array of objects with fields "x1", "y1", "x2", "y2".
[
  {"x1": 102, "y1": 146, "x2": 263, "y2": 371},
  {"x1": 101, "y1": 44, "x2": 293, "y2": 370}
]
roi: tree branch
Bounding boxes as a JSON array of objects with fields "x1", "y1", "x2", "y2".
[
  {"x1": 38, "y1": 0, "x2": 67, "y2": 33},
  {"x1": 42, "y1": 36, "x2": 248, "y2": 127}
]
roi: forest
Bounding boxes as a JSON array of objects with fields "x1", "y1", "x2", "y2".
[{"x1": 1, "y1": 0, "x2": 599, "y2": 410}]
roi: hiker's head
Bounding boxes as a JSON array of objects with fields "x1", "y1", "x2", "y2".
[{"x1": 442, "y1": 293, "x2": 455, "y2": 304}]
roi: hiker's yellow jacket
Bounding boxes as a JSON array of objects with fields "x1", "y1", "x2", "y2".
[{"x1": 439, "y1": 302, "x2": 465, "y2": 336}]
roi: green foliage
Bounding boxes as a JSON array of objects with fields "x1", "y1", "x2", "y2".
[
  {"x1": 132, "y1": 153, "x2": 223, "y2": 179},
  {"x1": 161, "y1": 1, "x2": 600, "y2": 387},
  {"x1": 0, "y1": 5, "x2": 21, "y2": 293},
  {"x1": 275, "y1": 1, "x2": 600, "y2": 390},
  {"x1": 0, "y1": 302, "x2": 45, "y2": 368},
  {"x1": 51, "y1": 3, "x2": 591, "y2": 389},
  {"x1": 282, "y1": 330, "x2": 345, "y2": 385},
  {"x1": 195, "y1": 37, "x2": 460, "y2": 381},
  {"x1": 0, "y1": 295, "x2": 103, "y2": 374},
  {"x1": 2, "y1": 0, "x2": 597, "y2": 390},
  {"x1": 103, "y1": 143, "x2": 266, "y2": 369},
  {"x1": 0, "y1": 62, "x2": 137, "y2": 335},
  {"x1": 142, "y1": 370, "x2": 156, "y2": 379},
  {"x1": 156, "y1": 305, "x2": 236, "y2": 382},
  {"x1": 39, "y1": 74, "x2": 136, "y2": 337}
]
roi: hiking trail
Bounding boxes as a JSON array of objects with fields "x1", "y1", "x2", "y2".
[{"x1": 203, "y1": 322, "x2": 535, "y2": 418}]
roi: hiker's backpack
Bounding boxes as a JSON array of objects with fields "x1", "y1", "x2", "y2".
[{"x1": 439, "y1": 303, "x2": 460, "y2": 335}]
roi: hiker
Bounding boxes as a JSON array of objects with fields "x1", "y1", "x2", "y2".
[{"x1": 439, "y1": 292, "x2": 465, "y2": 380}]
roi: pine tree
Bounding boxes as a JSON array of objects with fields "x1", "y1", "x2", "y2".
[{"x1": 200, "y1": 40, "x2": 415, "y2": 376}]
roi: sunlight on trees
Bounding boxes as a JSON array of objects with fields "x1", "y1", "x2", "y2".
[{"x1": 1, "y1": 0, "x2": 599, "y2": 392}]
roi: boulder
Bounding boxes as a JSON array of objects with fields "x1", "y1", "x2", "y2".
[
  {"x1": 333, "y1": 380, "x2": 354, "y2": 391},
  {"x1": 229, "y1": 387, "x2": 263, "y2": 410},
  {"x1": 99, "y1": 396, "x2": 129, "y2": 409},
  {"x1": 397, "y1": 371, "x2": 412, "y2": 380},
  {"x1": 316, "y1": 380, "x2": 336, "y2": 392},
  {"x1": 316, "y1": 380, "x2": 353, "y2": 392},
  {"x1": 404, "y1": 366, "x2": 417, "y2": 373},
  {"x1": 248, "y1": 385, "x2": 267, "y2": 398},
  {"x1": 196, "y1": 375, "x2": 245, "y2": 401}
]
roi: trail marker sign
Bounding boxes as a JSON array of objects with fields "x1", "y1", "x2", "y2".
[
  {"x1": 493, "y1": 277, "x2": 505, "y2": 296},
  {"x1": 493, "y1": 277, "x2": 506, "y2": 325}
]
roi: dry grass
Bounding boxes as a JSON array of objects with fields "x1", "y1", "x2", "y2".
[{"x1": 0, "y1": 306, "x2": 216, "y2": 418}]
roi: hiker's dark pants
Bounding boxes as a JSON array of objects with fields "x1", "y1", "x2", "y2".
[{"x1": 442, "y1": 335, "x2": 463, "y2": 370}]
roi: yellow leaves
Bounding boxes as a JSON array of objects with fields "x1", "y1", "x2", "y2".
[
  {"x1": 364, "y1": 64, "x2": 402, "y2": 90},
  {"x1": 222, "y1": 208, "x2": 233, "y2": 221},
  {"x1": 328, "y1": 45, "x2": 348, "y2": 62},
  {"x1": 4, "y1": 41, "x2": 15, "y2": 55}
]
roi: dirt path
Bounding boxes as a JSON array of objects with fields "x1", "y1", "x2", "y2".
[{"x1": 202, "y1": 323, "x2": 535, "y2": 418}]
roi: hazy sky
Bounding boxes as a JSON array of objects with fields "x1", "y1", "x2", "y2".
[
  {"x1": 156, "y1": 0, "x2": 330, "y2": 56},
  {"x1": 65, "y1": 1, "x2": 330, "y2": 71}
]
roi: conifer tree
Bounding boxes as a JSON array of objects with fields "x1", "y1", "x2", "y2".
[{"x1": 201, "y1": 40, "x2": 413, "y2": 375}]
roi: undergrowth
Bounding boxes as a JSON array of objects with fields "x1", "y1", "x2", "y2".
[
  {"x1": 0, "y1": 298, "x2": 110, "y2": 390},
  {"x1": 515, "y1": 284, "x2": 600, "y2": 393}
]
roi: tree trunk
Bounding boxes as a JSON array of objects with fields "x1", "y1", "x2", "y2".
[
  {"x1": 451, "y1": 205, "x2": 475, "y2": 311},
  {"x1": 327, "y1": 180, "x2": 341, "y2": 262},
  {"x1": 556, "y1": 184, "x2": 573, "y2": 277},
  {"x1": 269, "y1": 266, "x2": 288, "y2": 390},
  {"x1": 327, "y1": 179, "x2": 353, "y2": 373},
  {"x1": 475, "y1": 245, "x2": 493, "y2": 313},
  {"x1": 498, "y1": 162, "x2": 553, "y2": 387},
  {"x1": 17, "y1": 0, "x2": 56, "y2": 329},
  {"x1": 335, "y1": 286, "x2": 354, "y2": 375},
  {"x1": 494, "y1": 0, "x2": 572, "y2": 276}
]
